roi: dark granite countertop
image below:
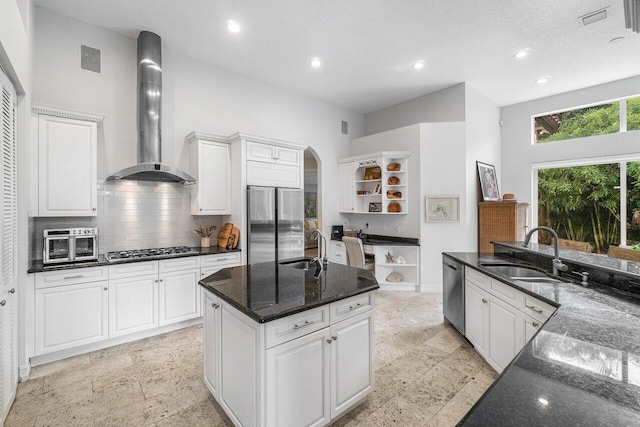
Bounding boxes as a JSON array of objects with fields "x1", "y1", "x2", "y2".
[
  {"x1": 331, "y1": 234, "x2": 419, "y2": 246},
  {"x1": 198, "y1": 259, "x2": 380, "y2": 323},
  {"x1": 443, "y1": 252, "x2": 640, "y2": 426},
  {"x1": 27, "y1": 246, "x2": 241, "y2": 273}
]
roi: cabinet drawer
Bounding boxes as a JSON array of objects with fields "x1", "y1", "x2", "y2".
[
  {"x1": 522, "y1": 295, "x2": 555, "y2": 323},
  {"x1": 265, "y1": 305, "x2": 330, "y2": 349},
  {"x1": 489, "y1": 278, "x2": 524, "y2": 307},
  {"x1": 201, "y1": 252, "x2": 241, "y2": 268},
  {"x1": 330, "y1": 292, "x2": 374, "y2": 324},
  {"x1": 466, "y1": 267, "x2": 491, "y2": 289},
  {"x1": 159, "y1": 256, "x2": 201, "y2": 273},
  {"x1": 108, "y1": 260, "x2": 159, "y2": 280},
  {"x1": 35, "y1": 266, "x2": 108, "y2": 289}
]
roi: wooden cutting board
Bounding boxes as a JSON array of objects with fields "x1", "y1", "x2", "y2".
[
  {"x1": 218, "y1": 223, "x2": 233, "y2": 248},
  {"x1": 231, "y1": 227, "x2": 240, "y2": 248}
]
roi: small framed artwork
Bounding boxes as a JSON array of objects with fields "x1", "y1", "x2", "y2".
[
  {"x1": 426, "y1": 196, "x2": 460, "y2": 222},
  {"x1": 369, "y1": 202, "x2": 382, "y2": 213},
  {"x1": 477, "y1": 161, "x2": 500, "y2": 201},
  {"x1": 373, "y1": 184, "x2": 382, "y2": 194}
]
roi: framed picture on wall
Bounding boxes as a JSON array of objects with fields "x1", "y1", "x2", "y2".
[
  {"x1": 426, "y1": 196, "x2": 460, "y2": 222},
  {"x1": 477, "y1": 161, "x2": 500, "y2": 201},
  {"x1": 369, "y1": 202, "x2": 382, "y2": 213}
]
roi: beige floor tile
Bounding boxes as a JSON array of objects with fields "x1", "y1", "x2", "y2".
[
  {"x1": 424, "y1": 327, "x2": 466, "y2": 353},
  {"x1": 8, "y1": 290, "x2": 496, "y2": 427},
  {"x1": 30, "y1": 354, "x2": 91, "y2": 379},
  {"x1": 155, "y1": 398, "x2": 231, "y2": 427}
]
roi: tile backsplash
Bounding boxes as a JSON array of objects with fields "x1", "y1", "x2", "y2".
[{"x1": 32, "y1": 180, "x2": 225, "y2": 260}]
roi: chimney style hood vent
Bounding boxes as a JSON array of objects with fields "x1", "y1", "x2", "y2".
[{"x1": 107, "y1": 31, "x2": 196, "y2": 185}]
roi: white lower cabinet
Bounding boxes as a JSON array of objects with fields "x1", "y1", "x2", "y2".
[
  {"x1": 266, "y1": 328, "x2": 331, "y2": 427},
  {"x1": 328, "y1": 240, "x2": 347, "y2": 266},
  {"x1": 35, "y1": 281, "x2": 109, "y2": 355},
  {"x1": 203, "y1": 291, "x2": 375, "y2": 427},
  {"x1": 159, "y1": 268, "x2": 201, "y2": 325},
  {"x1": 465, "y1": 267, "x2": 555, "y2": 373},
  {"x1": 109, "y1": 274, "x2": 159, "y2": 337}
]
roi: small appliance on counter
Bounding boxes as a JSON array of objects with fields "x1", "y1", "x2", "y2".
[
  {"x1": 43, "y1": 228, "x2": 98, "y2": 265},
  {"x1": 331, "y1": 225, "x2": 344, "y2": 240}
]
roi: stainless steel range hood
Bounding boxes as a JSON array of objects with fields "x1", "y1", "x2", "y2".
[{"x1": 107, "y1": 31, "x2": 196, "y2": 185}]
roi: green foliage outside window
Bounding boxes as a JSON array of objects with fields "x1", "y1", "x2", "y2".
[
  {"x1": 627, "y1": 97, "x2": 640, "y2": 131},
  {"x1": 536, "y1": 103, "x2": 620, "y2": 143}
]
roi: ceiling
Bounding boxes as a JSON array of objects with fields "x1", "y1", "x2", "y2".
[{"x1": 35, "y1": 0, "x2": 640, "y2": 114}]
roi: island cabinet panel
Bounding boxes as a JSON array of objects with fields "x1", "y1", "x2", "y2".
[
  {"x1": 330, "y1": 311, "x2": 374, "y2": 418},
  {"x1": 464, "y1": 266, "x2": 555, "y2": 373},
  {"x1": 266, "y1": 328, "x2": 331, "y2": 427},
  {"x1": 204, "y1": 292, "x2": 220, "y2": 399},
  {"x1": 265, "y1": 305, "x2": 329, "y2": 349},
  {"x1": 487, "y1": 296, "x2": 523, "y2": 372},
  {"x1": 219, "y1": 303, "x2": 259, "y2": 427}
]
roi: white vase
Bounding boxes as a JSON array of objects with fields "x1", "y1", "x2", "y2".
[{"x1": 200, "y1": 237, "x2": 211, "y2": 248}]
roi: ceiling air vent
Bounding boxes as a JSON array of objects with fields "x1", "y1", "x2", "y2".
[
  {"x1": 624, "y1": 0, "x2": 640, "y2": 32},
  {"x1": 580, "y1": 7, "x2": 608, "y2": 26}
]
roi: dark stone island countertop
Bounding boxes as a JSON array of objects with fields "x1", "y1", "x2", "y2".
[
  {"x1": 198, "y1": 260, "x2": 380, "y2": 323},
  {"x1": 443, "y1": 251, "x2": 640, "y2": 426},
  {"x1": 27, "y1": 246, "x2": 241, "y2": 273}
]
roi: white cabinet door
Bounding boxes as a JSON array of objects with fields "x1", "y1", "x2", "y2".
[
  {"x1": 274, "y1": 146, "x2": 301, "y2": 166},
  {"x1": 339, "y1": 162, "x2": 355, "y2": 212},
  {"x1": 159, "y1": 269, "x2": 201, "y2": 325},
  {"x1": 328, "y1": 240, "x2": 347, "y2": 265},
  {"x1": 191, "y1": 139, "x2": 231, "y2": 215},
  {"x1": 38, "y1": 115, "x2": 97, "y2": 216},
  {"x1": 266, "y1": 327, "x2": 331, "y2": 427},
  {"x1": 246, "y1": 160, "x2": 301, "y2": 188},
  {"x1": 465, "y1": 281, "x2": 488, "y2": 358},
  {"x1": 35, "y1": 281, "x2": 108, "y2": 355},
  {"x1": 330, "y1": 311, "x2": 374, "y2": 418},
  {"x1": 109, "y1": 274, "x2": 159, "y2": 337},
  {"x1": 246, "y1": 140, "x2": 276, "y2": 163},
  {"x1": 487, "y1": 294, "x2": 524, "y2": 372},
  {"x1": 522, "y1": 312, "x2": 543, "y2": 343},
  {"x1": 203, "y1": 292, "x2": 220, "y2": 399}
]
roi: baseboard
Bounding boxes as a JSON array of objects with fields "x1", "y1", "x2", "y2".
[
  {"x1": 420, "y1": 283, "x2": 442, "y2": 293},
  {"x1": 19, "y1": 363, "x2": 31, "y2": 382},
  {"x1": 29, "y1": 317, "x2": 202, "y2": 370}
]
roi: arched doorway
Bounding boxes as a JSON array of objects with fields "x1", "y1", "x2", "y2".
[{"x1": 303, "y1": 148, "x2": 322, "y2": 257}]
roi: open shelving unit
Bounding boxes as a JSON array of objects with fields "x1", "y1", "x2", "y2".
[
  {"x1": 340, "y1": 151, "x2": 411, "y2": 215},
  {"x1": 373, "y1": 245, "x2": 420, "y2": 291}
]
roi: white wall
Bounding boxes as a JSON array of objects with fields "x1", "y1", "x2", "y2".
[
  {"x1": 33, "y1": 7, "x2": 364, "y2": 237},
  {"x1": 347, "y1": 124, "x2": 421, "y2": 238},
  {"x1": 465, "y1": 84, "x2": 501, "y2": 253},
  {"x1": 501, "y1": 75, "x2": 640, "y2": 225},
  {"x1": 363, "y1": 83, "x2": 466, "y2": 136},
  {"x1": 420, "y1": 122, "x2": 467, "y2": 290}
]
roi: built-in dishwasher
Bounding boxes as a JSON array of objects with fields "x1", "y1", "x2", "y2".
[{"x1": 443, "y1": 255, "x2": 465, "y2": 335}]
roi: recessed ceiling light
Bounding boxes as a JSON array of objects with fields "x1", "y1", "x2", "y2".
[
  {"x1": 536, "y1": 77, "x2": 549, "y2": 84},
  {"x1": 412, "y1": 61, "x2": 425, "y2": 70},
  {"x1": 226, "y1": 20, "x2": 241, "y2": 33},
  {"x1": 310, "y1": 57, "x2": 321, "y2": 68},
  {"x1": 609, "y1": 36, "x2": 625, "y2": 43},
  {"x1": 514, "y1": 50, "x2": 529, "y2": 59}
]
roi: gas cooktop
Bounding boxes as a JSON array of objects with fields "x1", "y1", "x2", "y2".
[{"x1": 105, "y1": 246, "x2": 199, "y2": 263}]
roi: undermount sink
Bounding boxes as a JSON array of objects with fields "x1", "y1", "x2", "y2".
[
  {"x1": 280, "y1": 258, "x2": 313, "y2": 271},
  {"x1": 480, "y1": 263, "x2": 548, "y2": 279}
]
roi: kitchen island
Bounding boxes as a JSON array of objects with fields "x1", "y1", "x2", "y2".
[
  {"x1": 445, "y1": 244, "x2": 640, "y2": 426},
  {"x1": 198, "y1": 259, "x2": 379, "y2": 427}
]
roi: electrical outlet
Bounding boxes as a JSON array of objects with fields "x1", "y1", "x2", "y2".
[
  {"x1": 394, "y1": 225, "x2": 400, "y2": 232},
  {"x1": 365, "y1": 223, "x2": 369, "y2": 229}
]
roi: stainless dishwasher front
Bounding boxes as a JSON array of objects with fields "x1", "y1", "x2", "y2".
[{"x1": 442, "y1": 255, "x2": 465, "y2": 336}]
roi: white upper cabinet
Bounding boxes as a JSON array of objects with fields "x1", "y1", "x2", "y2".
[
  {"x1": 33, "y1": 104, "x2": 102, "y2": 217},
  {"x1": 235, "y1": 134, "x2": 305, "y2": 189},
  {"x1": 339, "y1": 162, "x2": 355, "y2": 213},
  {"x1": 187, "y1": 132, "x2": 232, "y2": 215}
]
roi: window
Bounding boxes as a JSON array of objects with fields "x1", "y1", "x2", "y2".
[
  {"x1": 533, "y1": 96, "x2": 640, "y2": 144},
  {"x1": 537, "y1": 159, "x2": 640, "y2": 253}
]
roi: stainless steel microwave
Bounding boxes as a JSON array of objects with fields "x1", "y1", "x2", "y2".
[{"x1": 43, "y1": 228, "x2": 98, "y2": 264}]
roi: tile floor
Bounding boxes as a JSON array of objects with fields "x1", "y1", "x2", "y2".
[{"x1": 6, "y1": 291, "x2": 496, "y2": 426}]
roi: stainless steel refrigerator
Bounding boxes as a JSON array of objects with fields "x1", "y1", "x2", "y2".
[{"x1": 247, "y1": 186, "x2": 305, "y2": 264}]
